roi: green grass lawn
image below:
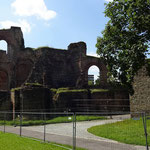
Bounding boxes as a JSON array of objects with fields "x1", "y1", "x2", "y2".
[
  {"x1": 0, "y1": 115, "x2": 106, "y2": 126},
  {"x1": 88, "y1": 118, "x2": 149, "y2": 146},
  {"x1": 0, "y1": 132, "x2": 86, "y2": 150}
]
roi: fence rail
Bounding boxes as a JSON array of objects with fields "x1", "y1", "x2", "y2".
[{"x1": 0, "y1": 111, "x2": 149, "y2": 150}]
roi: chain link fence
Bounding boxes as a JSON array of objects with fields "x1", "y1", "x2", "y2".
[{"x1": 0, "y1": 111, "x2": 149, "y2": 150}]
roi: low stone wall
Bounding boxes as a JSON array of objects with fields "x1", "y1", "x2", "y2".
[
  {"x1": 90, "y1": 89, "x2": 129, "y2": 112},
  {"x1": 0, "y1": 91, "x2": 12, "y2": 119},
  {"x1": 11, "y1": 86, "x2": 129, "y2": 117},
  {"x1": 52, "y1": 88, "x2": 129, "y2": 113},
  {"x1": 11, "y1": 85, "x2": 53, "y2": 119},
  {"x1": 0, "y1": 91, "x2": 11, "y2": 111},
  {"x1": 52, "y1": 89, "x2": 89, "y2": 112}
]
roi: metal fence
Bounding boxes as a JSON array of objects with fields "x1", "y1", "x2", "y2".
[{"x1": 0, "y1": 111, "x2": 149, "y2": 150}]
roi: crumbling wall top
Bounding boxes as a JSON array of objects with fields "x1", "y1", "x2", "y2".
[
  {"x1": 68, "y1": 41, "x2": 86, "y2": 57},
  {"x1": 0, "y1": 26, "x2": 24, "y2": 58}
]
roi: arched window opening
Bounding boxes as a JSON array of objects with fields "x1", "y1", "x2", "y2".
[
  {"x1": 88, "y1": 65, "x2": 100, "y2": 86},
  {"x1": 0, "y1": 40, "x2": 8, "y2": 53}
]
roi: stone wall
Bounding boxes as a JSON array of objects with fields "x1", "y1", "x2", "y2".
[
  {"x1": 91, "y1": 90, "x2": 129, "y2": 112},
  {"x1": 0, "y1": 91, "x2": 11, "y2": 111},
  {"x1": 11, "y1": 85, "x2": 52, "y2": 113},
  {"x1": 130, "y1": 65, "x2": 150, "y2": 115},
  {"x1": 0, "y1": 91, "x2": 11, "y2": 119},
  {"x1": 0, "y1": 26, "x2": 24, "y2": 59},
  {"x1": 0, "y1": 27, "x2": 108, "y2": 90},
  {"x1": 11, "y1": 86, "x2": 129, "y2": 115},
  {"x1": 0, "y1": 26, "x2": 130, "y2": 114},
  {"x1": 53, "y1": 89, "x2": 89, "y2": 112}
]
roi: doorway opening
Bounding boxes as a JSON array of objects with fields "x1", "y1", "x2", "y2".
[{"x1": 88, "y1": 65, "x2": 100, "y2": 86}]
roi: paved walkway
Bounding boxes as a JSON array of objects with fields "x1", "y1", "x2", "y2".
[{"x1": 0, "y1": 115, "x2": 146, "y2": 150}]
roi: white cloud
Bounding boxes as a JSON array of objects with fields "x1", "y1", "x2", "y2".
[
  {"x1": 11, "y1": 0, "x2": 57, "y2": 21},
  {"x1": 0, "y1": 20, "x2": 31, "y2": 33}
]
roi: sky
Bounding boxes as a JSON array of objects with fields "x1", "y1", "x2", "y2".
[{"x1": 0, "y1": 0, "x2": 113, "y2": 81}]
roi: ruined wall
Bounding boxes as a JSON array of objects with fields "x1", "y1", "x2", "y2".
[
  {"x1": 0, "y1": 91, "x2": 11, "y2": 111},
  {"x1": 0, "y1": 27, "x2": 108, "y2": 90},
  {"x1": 80, "y1": 56, "x2": 108, "y2": 88},
  {"x1": 27, "y1": 47, "x2": 75, "y2": 88},
  {"x1": 11, "y1": 85, "x2": 52, "y2": 114},
  {"x1": 0, "y1": 91, "x2": 11, "y2": 119},
  {"x1": 91, "y1": 90, "x2": 129, "y2": 112},
  {"x1": 51, "y1": 88, "x2": 129, "y2": 112},
  {"x1": 53, "y1": 89, "x2": 89, "y2": 112},
  {"x1": 0, "y1": 26, "x2": 111, "y2": 113},
  {"x1": 0, "y1": 27, "x2": 28, "y2": 90},
  {"x1": 27, "y1": 42, "x2": 108, "y2": 88},
  {"x1": 0, "y1": 50, "x2": 11, "y2": 90},
  {"x1": 0, "y1": 26, "x2": 24, "y2": 59},
  {"x1": 130, "y1": 65, "x2": 150, "y2": 114},
  {"x1": 11, "y1": 86, "x2": 129, "y2": 114}
]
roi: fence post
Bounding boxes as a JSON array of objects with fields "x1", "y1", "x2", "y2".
[
  {"x1": 43, "y1": 113, "x2": 46, "y2": 142},
  {"x1": 4, "y1": 113, "x2": 6, "y2": 133},
  {"x1": 20, "y1": 112, "x2": 22, "y2": 137},
  {"x1": 73, "y1": 112, "x2": 76, "y2": 150},
  {"x1": 142, "y1": 112, "x2": 149, "y2": 150}
]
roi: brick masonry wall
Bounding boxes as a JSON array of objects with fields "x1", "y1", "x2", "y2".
[
  {"x1": 91, "y1": 90, "x2": 129, "y2": 112},
  {"x1": 0, "y1": 91, "x2": 12, "y2": 119},
  {"x1": 11, "y1": 86, "x2": 129, "y2": 118},
  {"x1": 11, "y1": 85, "x2": 52, "y2": 113}
]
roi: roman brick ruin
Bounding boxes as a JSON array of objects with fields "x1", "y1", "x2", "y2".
[{"x1": 0, "y1": 27, "x2": 129, "y2": 115}]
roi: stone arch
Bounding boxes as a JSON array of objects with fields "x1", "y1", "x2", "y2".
[
  {"x1": 88, "y1": 65, "x2": 100, "y2": 84},
  {"x1": 0, "y1": 70, "x2": 8, "y2": 90},
  {"x1": 0, "y1": 27, "x2": 24, "y2": 58},
  {"x1": 16, "y1": 59, "x2": 33, "y2": 86},
  {"x1": 0, "y1": 40, "x2": 8, "y2": 52},
  {"x1": 0, "y1": 30, "x2": 16, "y2": 56},
  {"x1": 82, "y1": 56, "x2": 108, "y2": 87}
]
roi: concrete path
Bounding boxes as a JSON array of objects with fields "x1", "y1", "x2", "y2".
[{"x1": 0, "y1": 115, "x2": 146, "y2": 150}]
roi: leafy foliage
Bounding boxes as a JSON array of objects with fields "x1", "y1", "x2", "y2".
[
  {"x1": 88, "y1": 81, "x2": 94, "y2": 86},
  {"x1": 96, "y1": 0, "x2": 150, "y2": 89},
  {"x1": 95, "y1": 77, "x2": 100, "y2": 86}
]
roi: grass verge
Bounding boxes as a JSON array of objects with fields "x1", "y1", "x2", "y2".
[
  {"x1": 0, "y1": 115, "x2": 106, "y2": 126},
  {"x1": 88, "y1": 118, "x2": 148, "y2": 146},
  {"x1": 0, "y1": 132, "x2": 86, "y2": 150}
]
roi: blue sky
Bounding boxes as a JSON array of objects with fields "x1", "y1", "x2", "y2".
[{"x1": 0, "y1": 0, "x2": 112, "y2": 80}]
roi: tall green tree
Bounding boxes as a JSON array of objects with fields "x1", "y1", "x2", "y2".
[{"x1": 96, "y1": 0, "x2": 150, "y2": 89}]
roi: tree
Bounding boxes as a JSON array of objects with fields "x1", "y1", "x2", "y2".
[
  {"x1": 88, "y1": 80, "x2": 94, "y2": 86},
  {"x1": 95, "y1": 77, "x2": 100, "y2": 86},
  {"x1": 96, "y1": 0, "x2": 150, "y2": 89}
]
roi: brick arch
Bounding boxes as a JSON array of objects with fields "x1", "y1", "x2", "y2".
[
  {"x1": 0, "y1": 35, "x2": 12, "y2": 46},
  {"x1": 0, "y1": 30, "x2": 17, "y2": 55},
  {"x1": 82, "y1": 56, "x2": 108, "y2": 86},
  {"x1": 87, "y1": 64, "x2": 100, "y2": 78},
  {"x1": 0, "y1": 40, "x2": 8, "y2": 52},
  {"x1": 16, "y1": 59, "x2": 33, "y2": 86},
  {"x1": 0, "y1": 27, "x2": 24, "y2": 57},
  {"x1": 0, "y1": 70, "x2": 8, "y2": 90}
]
